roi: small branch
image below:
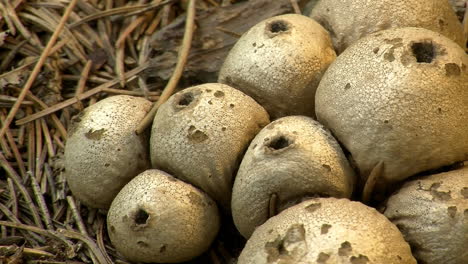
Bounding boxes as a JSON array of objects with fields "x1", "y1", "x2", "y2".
[{"x1": 135, "y1": 0, "x2": 197, "y2": 134}]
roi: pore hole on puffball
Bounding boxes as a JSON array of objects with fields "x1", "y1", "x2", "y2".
[
  {"x1": 134, "y1": 209, "x2": 149, "y2": 225},
  {"x1": 268, "y1": 20, "x2": 289, "y2": 33},
  {"x1": 411, "y1": 42, "x2": 435, "y2": 63},
  {"x1": 267, "y1": 136, "x2": 292, "y2": 150},
  {"x1": 177, "y1": 92, "x2": 195, "y2": 107}
]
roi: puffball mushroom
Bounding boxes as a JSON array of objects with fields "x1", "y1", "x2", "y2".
[
  {"x1": 64, "y1": 95, "x2": 151, "y2": 209},
  {"x1": 309, "y1": 0, "x2": 465, "y2": 54},
  {"x1": 150, "y1": 83, "x2": 270, "y2": 209},
  {"x1": 232, "y1": 116, "x2": 355, "y2": 238},
  {"x1": 383, "y1": 166, "x2": 468, "y2": 264},
  {"x1": 107, "y1": 169, "x2": 220, "y2": 263},
  {"x1": 238, "y1": 198, "x2": 416, "y2": 264},
  {"x1": 315, "y1": 27, "x2": 468, "y2": 197},
  {"x1": 218, "y1": 14, "x2": 336, "y2": 119}
]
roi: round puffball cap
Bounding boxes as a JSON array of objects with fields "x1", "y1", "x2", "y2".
[
  {"x1": 238, "y1": 198, "x2": 416, "y2": 264},
  {"x1": 150, "y1": 83, "x2": 270, "y2": 209},
  {"x1": 383, "y1": 166, "x2": 468, "y2": 264},
  {"x1": 107, "y1": 169, "x2": 220, "y2": 263},
  {"x1": 315, "y1": 27, "x2": 468, "y2": 186},
  {"x1": 309, "y1": 0, "x2": 465, "y2": 53},
  {"x1": 218, "y1": 14, "x2": 336, "y2": 119},
  {"x1": 64, "y1": 95, "x2": 152, "y2": 209},
  {"x1": 232, "y1": 116, "x2": 356, "y2": 238}
]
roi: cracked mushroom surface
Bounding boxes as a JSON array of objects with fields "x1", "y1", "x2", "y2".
[
  {"x1": 238, "y1": 198, "x2": 416, "y2": 264},
  {"x1": 383, "y1": 166, "x2": 468, "y2": 264},
  {"x1": 315, "y1": 27, "x2": 468, "y2": 195},
  {"x1": 107, "y1": 169, "x2": 220, "y2": 263},
  {"x1": 232, "y1": 116, "x2": 355, "y2": 238},
  {"x1": 150, "y1": 83, "x2": 270, "y2": 209},
  {"x1": 64, "y1": 95, "x2": 152, "y2": 209},
  {"x1": 309, "y1": 0, "x2": 465, "y2": 54},
  {"x1": 218, "y1": 14, "x2": 336, "y2": 119}
]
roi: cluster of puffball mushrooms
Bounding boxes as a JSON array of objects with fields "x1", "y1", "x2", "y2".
[{"x1": 64, "y1": 0, "x2": 468, "y2": 263}]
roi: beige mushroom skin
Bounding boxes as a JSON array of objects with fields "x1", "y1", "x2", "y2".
[
  {"x1": 107, "y1": 169, "x2": 220, "y2": 263},
  {"x1": 315, "y1": 27, "x2": 468, "y2": 189},
  {"x1": 238, "y1": 198, "x2": 416, "y2": 264},
  {"x1": 64, "y1": 95, "x2": 151, "y2": 209},
  {"x1": 309, "y1": 0, "x2": 465, "y2": 53},
  {"x1": 232, "y1": 116, "x2": 355, "y2": 238},
  {"x1": 383, "y1": 166, "x2": 468, "y2": 264},
  {"x1": 150, "y1": 83, "x2": 270, "y2": 209},
  {"x1": 218, "y1": 14, "x2": 336, "y2": 119}
]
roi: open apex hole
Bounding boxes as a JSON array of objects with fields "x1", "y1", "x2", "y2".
[
  {"x1": 177, "y1": 92, "x2": 195, "y2": 106},
  {"x1": 134, "y1": 209, "x2": 149, "y2": 225},
  {"x1": 267, "y1": 136, "x2": 292, "y2": 150},
  {"x1": 269, "y1": 20, "x2": 289, "y2": 33},
  {"x1": 411, "y1": 42, "x2": 435, "y2": 63}
]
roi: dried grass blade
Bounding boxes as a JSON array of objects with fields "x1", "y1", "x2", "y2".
[
  {"x1": 30, "y1": 173, "x2": 54, "y2": 231},
  {"x1": 16, "y1": 62, "x2": 149, "y2": 125},
  {"x1": 0, "y1": 112, "x2": 27, "y2": 177},
  {"x1": 0, "y1": 152, "x2": 44, "y2": 229},
  {"x1": 0, "y1": 0, "x2": 80, "y2": 139},
  {"x1": 136, "y1": 0, "x2": 196, "y2": 134}
]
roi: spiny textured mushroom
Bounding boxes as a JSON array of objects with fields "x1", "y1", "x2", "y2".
[
  {"x1": 315, "y1": 27, "x2": 468, "y2": 198},
  {"x1": 309, "y1": 0, "x2": 465, "y2": 54},
  {"x1": 107, "y1": 169, "x2": 220, "y2": 263},
  {"x1": 238, "y1": 198, "x2": 416, "y2": 264},
  {"x1": 218, "y1": 14, "x2": 336, "y2": 119},
  {"x1": 383, "y1": 166, "x2": 468, "y2": 264},
  {"x1": 231, "y1": 116, "x2": 355, "y2": 238},
  {"x1": 64, "y1": 95, "x2": 151, "y2": 209},
  {"x1": 150, "y1": 83, "x2": 270, "y2": 209}
]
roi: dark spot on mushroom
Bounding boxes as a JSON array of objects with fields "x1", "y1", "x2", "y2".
[
  {"x1": 345, "y1": 83, "x2": 351, "y2": 90},
  {"x1": 187, "y1": 125, "x2": 208, "y2": 143},
  {"x1": 268, "y1": 20, "x2": 289, "y2": 33},
  {"x1": 188, "y1": 192, "x2": 203, "y2": 207},
  {"x1": 159, "y1": 244, "x2": 167, "y2": 253},
  {"x1": 267, "y1": 136, "x2": 292, "y2": 150},
  {"x1": 214, "y1": 91, "x2": 224, "y2": 98},
  {"x1": 350, "y1": 254, "x2": 369, "y2": 264},
  {"x1": 117, "y1": 148, "x2": 121, "y2": 151},
  {"x1": 317, "y1": 252, "x2": 330, "y2": 263},
  {"x1": 411, "y1": 42, "x2": 435, "y2": 63},
  {"x1": 229, "y1": 103, "x2": 235, "y2": 108},
  {"x1": 137, "y1": 241, "x2": 149, "y2": 247},
  {"x1": 338, "y1": 241, "x2": 352, "y2": 256},
  {"x1": 85, "y1": 128, "x2": 106, "y2": 140},
  {"x1": 373, "y1": 47, "x2": 379, "y2": 54},
  {"x1": 208, "y1": 100, "x2": 213, "y2": 105},
  {"x1": 321, "y1": 224, "x2": 331, "y2": 234},
  {"x1": 110, "y1": 225, "x2": 115, "y2": 232},
  {"x1": 384, "y1": 50, "x2": 395, "y2": 62},
  {"x1": 430, "y1": 182, "x2": 452, "y2": 201},
  {"x1": 177, "y1": 92, "x2": 195, "y2": 106},
  {"x1": 464, "y1": 209, "x2": 468, "y2": 218},
  {"x1": 206, "y1": 89, "x2": 212, "y2": 93},
  {"x1": 397, "y1": 255, "x2": 402, "y2": 260},
  {"x1": 322, "y1": 164, "x2": 331, "y2": 171},
  {"x1": 134, "y1": 208, "x2": 149, "y2": 226},
  {"x1": 447, "y1": 206, "x2": 457, "y2": 218},
  {"x1": 438, "y1": 19, "x2": 445, "y2": 28},
  {"x1": 445, "y1": 63, "x2": 461, "y2": 76},
  {"x1": 461, "y1": 187, "x2": 468, "y2": 199},
  {"x1": 252, "y1": 42, "x2": 256, "y2": 47},
  {"x1": 104, "y1": 163, "x2": 110, "y2": 167},
  {"x1": 384, "y1": 120, "x2": 389, "y2": 124},
  {"x1": 221, "y1": 127, "x2": 226, "y2": 131},
  {"x1": 305, "y1": 202, "x2": 321, "y2": 213},
  {"x1": 437, "y1": 108, "x2": 442, "y2": 114},
  {"x1": 265, "y1": 224, "x2": 306, "y2": 262}
]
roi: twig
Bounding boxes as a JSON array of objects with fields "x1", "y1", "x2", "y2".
[
  {"x1": 66, "y1": 196, "x2": 88, "y2": 236},
  {"x1": 74, "y1": 60, "x2": 93, "y2": 110},
  {"x1": 0, "y1": 152, "x2": 44, "y2": 229},
  {"x1": 289, "y1": 0, "x2": 301, "y2": 14},
  {"x1": 135, "y1": 0, "x2": 197, "y2": 134},
  {"x1": 30, "y1": 172, "x2": 54, "y2": 230},
  {"x1": 15, "y1": 62, "x2": 149, "y2": 125},
  {"x1": 0, "y1": 112, "x2": 27, "y2": 177},
  {"x1": 0, "y1": 0, "x2": 79, "y2": 140}
]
